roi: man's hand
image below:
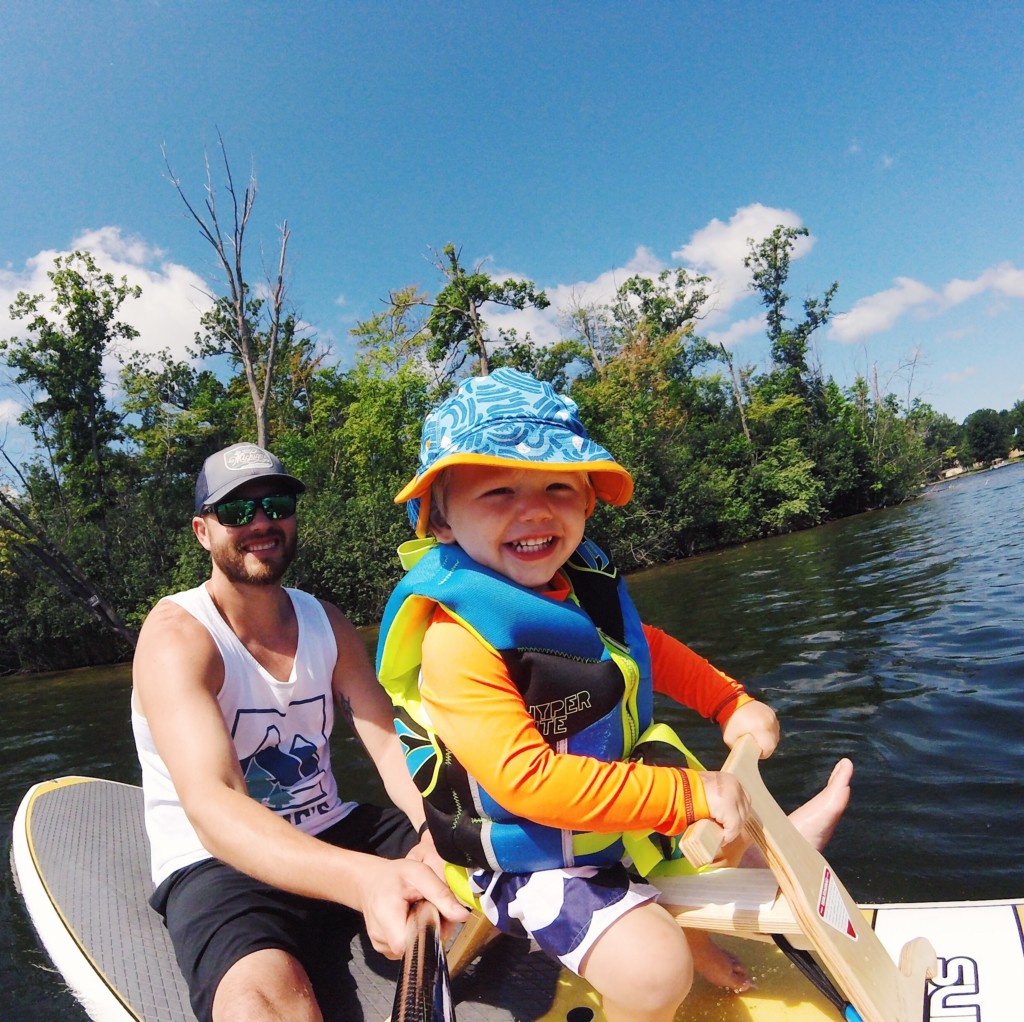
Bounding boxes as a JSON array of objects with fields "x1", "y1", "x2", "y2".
[
  {"x1": 721, "y1": 699, "x2": 780, "y2": 758},
  {"x1": 357, "y1": 858, "x2": 469, "y2": 959}
]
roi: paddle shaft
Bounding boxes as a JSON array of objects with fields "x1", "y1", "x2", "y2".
[
  {"x1": 681, "y1": 735, "x2": 935, "y2": 1022},
  {"x1": 390, "y1": 900, "x2": 456, "y2": 1022}
]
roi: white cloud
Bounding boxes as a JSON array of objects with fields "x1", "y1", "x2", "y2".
[
  {"x1": 830, "y1": 277, "x2": 942, "y2": 343},
  {"x1": 830, "y1": 260, "x2": 1024, "y2": 344},
  {"x1": 706, "y1": 314, "x2": 766, "y2": 350},
  {"x1": 944, "y1": 262, "x2": 1024, "y2": 305},
  {"x1": 0, "y1": 397, "x2": 23, "y2": 426},
  {"x1": 0, "y1": 227, "x2": 212, "y2": 369},
  {"x1": 74, "y1": 226, "x2": 166, "y2": 266},
  {"x1": 673, "y1": 204, "x2": 807, "y2": 321},
  {"x1": 944, "y1": 367, "x2": 978, "y2": 384}
]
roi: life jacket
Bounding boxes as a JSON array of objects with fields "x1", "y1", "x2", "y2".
[{"x1": 376, "y1": 536, "x2": 659, "y2": 872}]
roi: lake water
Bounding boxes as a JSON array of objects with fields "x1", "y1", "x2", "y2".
[{"x1": 3, "y1": 461, "x2": 1022, "y2": 1019}]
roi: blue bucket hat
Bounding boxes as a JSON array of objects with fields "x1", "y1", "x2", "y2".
[{"x1": 395, "y1": 368, "x2": 633, "y2": 536}]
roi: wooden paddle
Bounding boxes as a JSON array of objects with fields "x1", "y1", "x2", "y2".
[
  {"x1": 389, "y1": 900, "x2": 457, "y2": 1022},
  {"x1": 681, "y1": 734, "x2": 936, "y2": 1022}
]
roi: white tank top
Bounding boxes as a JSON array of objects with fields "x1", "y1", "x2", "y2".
[{"x1": 132, "y1": 583, "x2": 357, "y2": 883}]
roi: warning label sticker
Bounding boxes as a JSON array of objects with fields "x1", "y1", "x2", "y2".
[{"x1": 817, "y1": 867, "x2": 858, "y2": 939}]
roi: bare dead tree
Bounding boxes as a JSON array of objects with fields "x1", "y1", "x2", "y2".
[
  {"x1": 163, "y1": 133, "x2": 290, "y2": 448},
  {"x1": 716, "y1": 343, "x2": 754, "y2": 453}
]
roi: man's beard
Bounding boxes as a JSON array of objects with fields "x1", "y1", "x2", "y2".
[{"x1": 210, "y1": 527, "x2": 298, "y2": 587}]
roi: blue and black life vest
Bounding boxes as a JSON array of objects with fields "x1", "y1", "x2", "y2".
[{"x1": 376, "y1": 536, "x2": 657, "y2": 872}]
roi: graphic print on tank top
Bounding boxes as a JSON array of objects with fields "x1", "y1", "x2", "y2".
[{"x1": 231, "y1": 694, "x2": 334, "y2": 825}]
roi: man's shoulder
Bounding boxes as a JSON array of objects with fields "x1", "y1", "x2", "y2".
[
  {"x1": 289, "y1": 587, "x2": 338, "y2": 624},
  {"x1": 133, "y1": 592, "x2": 222, "y2": 691},
  {"x1": 137, "y1": 603, "x2": 212, "y2": 661},
  {"x1": 140, "y1": 590, "x2": 204, "y2": 633},
  {"x1": 282, "y1": 587, "x2": 329, "y2": 615}
]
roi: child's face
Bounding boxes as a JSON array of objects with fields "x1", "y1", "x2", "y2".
[{"x1": 433, "y1": 463, "x2": 591, "y2": 591}]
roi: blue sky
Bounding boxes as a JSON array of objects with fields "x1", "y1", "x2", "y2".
[{"x1": 2, "y1": 1, "x2": 1022, "y2": 462}]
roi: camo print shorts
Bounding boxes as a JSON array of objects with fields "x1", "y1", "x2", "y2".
[{"x1": 468, "y1": 861, "x2": 659, "y2": 975}]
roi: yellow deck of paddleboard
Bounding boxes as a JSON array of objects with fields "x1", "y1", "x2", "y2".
[
  {"x1": 12, "y1": 776, "x2": 1022, "y2": 1022},
  {"x1": 541, "y1": 901, "x2": 1024, "y2": 1022}
]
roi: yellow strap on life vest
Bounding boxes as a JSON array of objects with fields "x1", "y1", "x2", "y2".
[
  {"x1": 398, "y1": 536, "x2": 439, "y2": 571},
  {"x1": 571, "y1": 830, "x2": 626, "y2": 858},
  {"x1": 445, "y1": 861, "x2": 483, "y2": 911},
  {"x1": 632, "y1": 720, "x2": 705, "y2": 770},
  {"x1": 623, "y1": 721, "x2": 709, "y2": 878}
]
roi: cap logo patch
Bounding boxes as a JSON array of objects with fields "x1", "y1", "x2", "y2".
[{"x1": 224, "y1": 445, "x2": 275, "y2": 472}]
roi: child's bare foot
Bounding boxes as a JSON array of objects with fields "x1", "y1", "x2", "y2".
[
  {"x1": 679, "y1": 763, "x2": 852, "y2": 991},
  {"x1": 788, "y1": 757, "x2": 853, "y2": 851},
  {"x1": 684, "y1": 928, "x2": 751, "y2": 992},
  {"x1": 737, "y1": 758, "x2": 853, "y2": 867}
]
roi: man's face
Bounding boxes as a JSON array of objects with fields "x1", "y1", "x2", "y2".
[{"x1": 194, "y1": 480, "x2": 298, "y2": 587}]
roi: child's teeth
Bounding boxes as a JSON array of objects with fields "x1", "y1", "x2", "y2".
[{"x1": 515, "y1": 538, "x2": 551, "y2": 551}]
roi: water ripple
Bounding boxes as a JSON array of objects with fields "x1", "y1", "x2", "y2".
[{"x1": 633, "y1": 461, "x2": 1024, "y2": 902}]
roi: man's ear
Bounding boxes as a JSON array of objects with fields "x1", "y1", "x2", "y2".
[{"x1": 193, "y1": 515, "x2": 213, "y2": 551}]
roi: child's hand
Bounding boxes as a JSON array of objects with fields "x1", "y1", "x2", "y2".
[
  {"x1": 699, "y1": 771, "x2": 750, "y2": 844},
  {"x1": 406, "y1": 827, "x2": 449, "y2": 882},
  {"x1": 721, "y1": 700, "x2": 780, "y2": 758}
]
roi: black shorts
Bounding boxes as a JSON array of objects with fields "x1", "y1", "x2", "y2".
[{"x1": 150, "y1": 804, "x2": 416, "y2": 1022}]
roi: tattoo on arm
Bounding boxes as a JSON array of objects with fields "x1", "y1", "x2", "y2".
[{"x1": 338, "y1": 694, "x2": 355, "y2": 730}]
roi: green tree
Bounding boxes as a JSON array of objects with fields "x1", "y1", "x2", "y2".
[
  {"x1": 962, "y1": 409, "x2": 1009, "y2": 465},
  {"x1": 913, "y1": 404, "x2": 962, "y2": 478},
  {"x1": 743, "y1": 437, "x2": 824, "y2": 535},
  {"x1": 3, "y1": 251, "x2": 139, "y2": 516},
  {"x1": 292, "y1": 357, "x2": 430, "y2": 623},
  {"x1": 610, "y1": 269, "x2": 710, "y2": 350},
  {"x1": 423, "y1": 244, "x2": 550, "y2": 378},
  {"x1": 488, "y1": 330, "x2": 586, "y2": 391},
  {"x1": 352, "y1": 285, "x2": 431, "y2": 377},
  {"x1": 1, "y1": 251, "x2": 140, "y2": 647},
  {"x1": 1007, "y1": 400, "x2": 1024, "y2": 453},
  {"x1": 745, "y1": 226, "x2": 838, "y2": 398},
  {"x1": 569, "y1": 280, "x2": 721, "y2": 563}
]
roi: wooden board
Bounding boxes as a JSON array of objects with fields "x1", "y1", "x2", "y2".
[
  {"x1": 680, "y1": 735, "x2": 937, "y2": 1021},
  {"x1": 11, "y1": 776, "x2": 1023, "y2": 1022}
]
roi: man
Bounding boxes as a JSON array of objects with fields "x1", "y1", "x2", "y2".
[{"x1": 132, "y1": 442, "x2": 466, "y2": 1022}]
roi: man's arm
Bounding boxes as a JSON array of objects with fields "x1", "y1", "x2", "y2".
[
  {"x1": 132, "y1": 599, "x2": 465, "y2": 956},
  {"x1": 320, "y1": 602, "x2": 446, "y2": 868}
]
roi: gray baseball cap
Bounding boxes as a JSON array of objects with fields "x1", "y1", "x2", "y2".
[{"x1": 194, "y1": 443, "x2": 306, "y2": 513}]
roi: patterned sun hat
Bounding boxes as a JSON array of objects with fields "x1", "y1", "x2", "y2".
[{"x1": 396, "y1": 368, "x2": 633, "y2": 536}]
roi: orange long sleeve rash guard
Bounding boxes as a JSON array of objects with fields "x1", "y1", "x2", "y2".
[{"x1": 419, "y1": 593, "x2": 753, "y2": 841}]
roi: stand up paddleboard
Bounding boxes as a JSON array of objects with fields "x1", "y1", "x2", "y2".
[{"x1": 12, "y1": 776, "x2": 1024, "y2": 1022}]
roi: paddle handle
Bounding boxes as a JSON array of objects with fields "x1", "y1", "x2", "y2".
[
  {"x1": 680, "y1": 818, "x2": 725, "y2": 868},
  {"x1": 680, "y1": 734, "x2": 763, "y2": 868},
  {"x1": 389, "y1": 900, "x2": 454, "y2": 1022}
]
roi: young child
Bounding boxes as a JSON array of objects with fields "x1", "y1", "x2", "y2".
[{"x1": 377, "y1": 369, "x2": 852, "y2": 1022}]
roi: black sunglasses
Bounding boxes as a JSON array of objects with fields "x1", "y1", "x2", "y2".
[{"x1": 202, "y1": 492, "x2": 299, "y2": 527}]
